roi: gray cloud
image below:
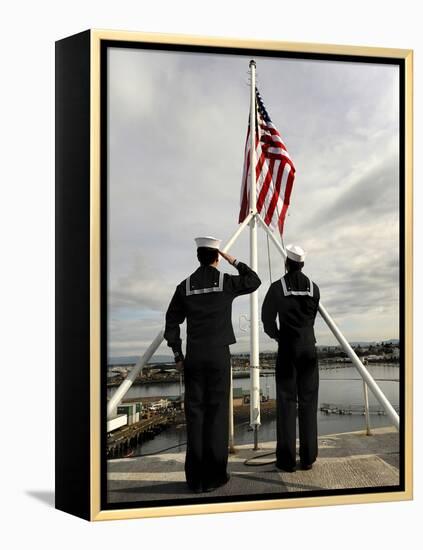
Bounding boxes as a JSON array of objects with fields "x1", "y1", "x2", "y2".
[
  {"x1": 306, "y1": 151, "x2": 399, "y2": 230},
  {"x1": 106, "y1": 48, "x2": 400, "y2": 357}
]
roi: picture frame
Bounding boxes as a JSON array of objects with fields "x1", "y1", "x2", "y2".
[{"x1": 55, "y1": 29, "x2": 413, "y2": 521}]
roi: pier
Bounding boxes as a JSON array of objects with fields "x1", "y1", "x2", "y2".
[
  {"x1": 320, "y1": 403, "x2": 400, "y2": 416},
  {"x1": 106, "y1": 398, "x2": 278, "y2": 458},
  {"x1": 107, "y1": 411, "x2": 184, "y2": 458},
  {"x1": 107, "y1": 426, "x2": 399, "y2": 503}
]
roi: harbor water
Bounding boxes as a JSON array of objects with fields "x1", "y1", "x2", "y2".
[{"x1": 108, "y1": 363, "x2": 399, "y2": 456}]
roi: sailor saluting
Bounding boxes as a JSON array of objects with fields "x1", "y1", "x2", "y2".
[
  {"x1": 261, "y1": 244, "x2": 320, "y2": 472},
  {"x1": 164, "y1": 236, "x2": 261, "y2": 493}
]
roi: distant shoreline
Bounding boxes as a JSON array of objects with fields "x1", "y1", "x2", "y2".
[{"x1": 107, "y1": 361, "x2": 400, "y2": 387}]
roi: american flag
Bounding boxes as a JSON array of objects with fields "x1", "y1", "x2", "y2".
[{"x1": 239, "y1": 87, "x2": 296, "y2": 234}]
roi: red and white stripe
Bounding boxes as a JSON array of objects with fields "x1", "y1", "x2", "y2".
[{"x1": 239, "y1": 91, "x2": 296, "y2": 235}]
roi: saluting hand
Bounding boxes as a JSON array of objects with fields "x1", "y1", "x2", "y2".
[{"x1": 218, "y1": 250, "x2": 236, "y2": 265}]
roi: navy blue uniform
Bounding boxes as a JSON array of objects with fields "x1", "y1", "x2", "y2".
[
  {"x1": 262, "y1": 270, "x2": 320, "y2": 469},
  {"x1": 165, "y1": 261, "x2": 261, "y2": 491}
]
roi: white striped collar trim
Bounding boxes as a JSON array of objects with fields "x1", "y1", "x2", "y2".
[
  {"x1": 281, "y1": 275, "x2": 313, "y2": 297},
  {"x1": 186, "y1": 271, "x2": 224, "y2": 296}
]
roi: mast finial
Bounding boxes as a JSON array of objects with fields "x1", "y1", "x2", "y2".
[{"x1": 249, "y1": 59, "x2": 256, "y2": 68}]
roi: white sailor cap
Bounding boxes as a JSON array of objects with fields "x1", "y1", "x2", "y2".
[
  {"x1": 194, "y1": 236, "x2": 221, "y2": 250},
  {"x1": 286, "y1": 243, "x2": 306, "y2": 263}
]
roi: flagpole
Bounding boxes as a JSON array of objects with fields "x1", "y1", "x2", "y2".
[{"x1": 249, "y1": 59, "x2": 261, "y2": 449}]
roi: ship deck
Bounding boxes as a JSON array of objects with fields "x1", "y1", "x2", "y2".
[{"x1": 107, "y1": 426, "x2": 400, "y2": 504}]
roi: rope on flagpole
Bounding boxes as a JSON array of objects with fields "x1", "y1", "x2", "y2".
[{"x1": 266, "y1": 233, "x2": 273, "y2": 284}]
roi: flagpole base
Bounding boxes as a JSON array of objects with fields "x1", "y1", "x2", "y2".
[{"x1": 253, "y1": 425, "x2": 260, "y2": 450}]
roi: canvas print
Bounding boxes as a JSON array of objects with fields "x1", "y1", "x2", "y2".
[{"x1": 103, "y1": 44, "x2": 402, "y2": 508}]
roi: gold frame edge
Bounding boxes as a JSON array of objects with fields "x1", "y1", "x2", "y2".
[
  {"x1": 89, "y1": 29, "x2": 413, "y2": 522},
  {"x1": 90, "y1": 29, "x2": 102, "y2": 521},
  {"x1": 404, "y1": 50, "x2": 413, "y2": 500}
]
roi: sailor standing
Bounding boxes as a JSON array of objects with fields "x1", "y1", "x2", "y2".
[
  {"x1": 164, "y1": 236, "x2": 261, "y2": 493},
  {"x1": 261, "y1": 244, "x2": 320, "y2": 472}
]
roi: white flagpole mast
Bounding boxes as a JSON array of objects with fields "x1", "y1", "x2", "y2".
[{"x1": 249, "y1": 60, "x2": 261, "y2": 449}]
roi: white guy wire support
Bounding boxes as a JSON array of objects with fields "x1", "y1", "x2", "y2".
[
  {"x1": 256, "y1": 213, "x2": 400, "y2": 431},
  {"x1": 221, "y1": 212, "x2": 254, "y2": 253},
  {"x1": 318, "y1": 303, "x2": 399, "y2": 430},
  {"x1": 107, "y1": 329, "x2": 165, "y2": 419}
]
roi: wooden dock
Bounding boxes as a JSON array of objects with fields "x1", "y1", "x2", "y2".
[{"x1": 107, "y1": 411, "x2": 184, "y2": 458}]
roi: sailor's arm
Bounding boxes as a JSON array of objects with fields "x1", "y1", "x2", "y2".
[
  {"x1": 219, "y1": 250, "x2": 261, "y2": 296},
  {"x1": 313, "y1": 282, "x2": 321, "y2": 318},
  {"x1": 261, "y1": 283, "x2": 280, "y2": 340},
  {"x1": 164, "y1": 286, "x2": 186, "y2": 363}
]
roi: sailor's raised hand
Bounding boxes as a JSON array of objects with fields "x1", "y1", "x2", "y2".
[{"x1": 218, "y1": 250, "x2": 236, "y2": 265}]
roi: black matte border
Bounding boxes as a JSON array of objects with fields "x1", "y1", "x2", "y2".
[{"x1": 99, "y1": 39, "x2": 406, "y2": 512}]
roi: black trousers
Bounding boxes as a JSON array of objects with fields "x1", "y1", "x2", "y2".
[
  {"x1": 183, "y1": 345, "x2": 231, "y2": 490},
  {"x1": 275, "y1": 345, "x2": 319, "y2": 468}
]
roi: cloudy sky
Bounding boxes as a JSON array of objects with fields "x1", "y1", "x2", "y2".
[{"x1": 107, "y1": 46, "x2": 399, "y2": 358}]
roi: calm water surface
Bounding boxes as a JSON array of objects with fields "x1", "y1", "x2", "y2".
[{"x1": 108, "y1": 363, "x2": 399, "y2": 455}]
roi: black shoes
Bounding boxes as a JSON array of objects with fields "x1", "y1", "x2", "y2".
[
  {"x1": 276, "y1": 461, "x2": 315, "y2": 472},
  {"x1": 203, "y1": 474, "x2": 231, "y2": 493},
  {"x1": 275, "y1": 462, "x2": 296, "y2": 473},
  {"x1": 187, "y1": 474, "x2": 230, "y2": 494},
  {"x1": 187, "y1": 482, "x2": 203, "y2": 494}
]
